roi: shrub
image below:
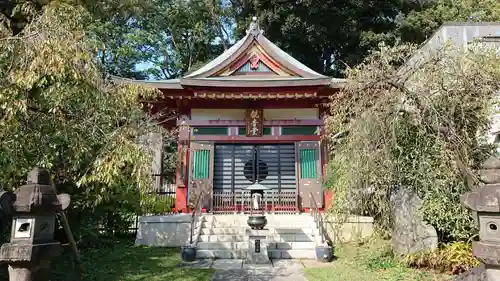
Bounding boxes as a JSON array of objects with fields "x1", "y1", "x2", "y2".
[
  {"x1": 403, "y1": 242, "x2": 479, "y2": 274},
  {"x1": 148, "y1": 196, "x2": 175, "y2": 214},
  {"x1": 325, "y1": 42, "x2": 500, "y2": 240},
  {"x1": 365, "y1": 245, "x2": 397, "y2": 270}
]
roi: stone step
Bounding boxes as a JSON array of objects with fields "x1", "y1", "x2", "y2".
[
  {"x1": 198, "y1": 233, "x2": 316, "y2": 242},
  {"x1": 203, "y1": 216, "x2": 314, "y2": 224},
  {"x1": 201, "y1": 224, "x2": 315, "y2": 230},
  {"x1": 202, "y1": 221, "x2": 314, "y2": 228},
  {"x1": 196, "y1": 249, "x2": 246, "y2": 259},
  {"x1": 197, "y1": 241, "x2": 317, "y2": 251},
  {"x1": 197, "y1": 242, "x2": 248, "y2": 250},
  {"x1": 268, "y1": 242, "x2": 317, "y2": 250},
  {"x1": 268, "y1": 249, "x2": 316, "y2": 259},
  {"x1": 195, "y1": 249, "x2": 316, "y2": 259},
  {"x1": 200, "y1": 227, "x2": 319, "y2": 235}
]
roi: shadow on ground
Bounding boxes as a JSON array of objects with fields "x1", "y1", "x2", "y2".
[{"x1": 0, "y1": 239, "x2": 214, "y2": 281}]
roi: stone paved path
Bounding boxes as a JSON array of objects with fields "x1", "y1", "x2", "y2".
[{"x1": 179, "y1": 259, "x2": 326, "y2": 281}]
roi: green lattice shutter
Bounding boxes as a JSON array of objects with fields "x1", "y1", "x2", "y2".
[
  {"x1": 300, "y1": 149, "x2": 318, "y2": 179},
  {"x1": 193, "y1": 150, "x2": 210, "y2": 179},
  {"x1": 296, "y1": 142, "x2": 322, "y2": 208}
]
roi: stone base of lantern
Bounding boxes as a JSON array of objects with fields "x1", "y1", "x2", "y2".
[
  {"x1": 245, "y1": 229, "x2": 271, "y2": 264},
  {"x1": 0, "y1": 242, "x2": 62, "y2": 281}
]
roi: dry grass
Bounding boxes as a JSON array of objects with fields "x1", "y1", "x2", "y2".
[{"x1": 304, "y1": 238, "x2": 453, "y2": 281}]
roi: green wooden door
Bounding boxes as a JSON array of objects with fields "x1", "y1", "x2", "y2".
[
  {"x1": 296, "y1": 141, "x2": 322, "y2": 209},
  {"x1": 189, "y1": 142, "x2": 214, "y2": 209}
]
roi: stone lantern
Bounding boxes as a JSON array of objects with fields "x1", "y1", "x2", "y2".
[
  {"x1": 0, "y1": 168, "x2": 71, "y2": 281},
  {"x1": 244, "y1": 183, "x2": 272, "y2": 264},
  {"x1": 245, "y1": 182, "x2": 270, "y2": 230},
  {"x1": 461, "y1": 156, "x2": 500, "y2": 281}
]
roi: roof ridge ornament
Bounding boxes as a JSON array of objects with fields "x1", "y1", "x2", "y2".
[{"x1": 247, "y1": 16, "x2": 263, "y2": 36}]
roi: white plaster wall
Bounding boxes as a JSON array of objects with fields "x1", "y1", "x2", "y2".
[
  {"x1": 263, "y1": 108, "x2": 318, "y2": 120},
  {"x1": 191, "y1": 109, "x2": 245, "y2": 120}
]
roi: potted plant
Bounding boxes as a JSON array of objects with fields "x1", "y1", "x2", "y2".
[
  {"x1": 315, "y1": 242, "x2": 334, "y2": 262},
  {"x1": 181, "y1": 243, "x2": 197, "y2": 262}
]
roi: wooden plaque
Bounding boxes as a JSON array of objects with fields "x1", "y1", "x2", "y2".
[{"x1": 245, "y1": 109, "x2": 263, "y2": 137}]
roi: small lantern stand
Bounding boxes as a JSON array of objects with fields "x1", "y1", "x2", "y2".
[{"x1": 245, "y1": 183, "x2": 270, "y2": 230}]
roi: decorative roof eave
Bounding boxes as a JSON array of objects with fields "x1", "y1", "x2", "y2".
[
  {"x1": 184, "y1": 17, "x2": 328, "y2": 79},
  {"x1": 112, "y1": 73, "x2": 345, "y2": 91},
  {"x1": 156, "y1": 92, "x2": 321, "y2": 100},
  {"x1": 111, "y1": 76, "x2": 183, "y2": 89},
  {"x1": 179, "y1": 77, "x2": 332, "y2": 88},
  {"x1": 330, "y1": 78, "x2": 347, "y2": 88}
]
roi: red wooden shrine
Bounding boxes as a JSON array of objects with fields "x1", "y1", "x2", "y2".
[{"x1": 120, "y1": 18, "x2": 343, "y2": 213}]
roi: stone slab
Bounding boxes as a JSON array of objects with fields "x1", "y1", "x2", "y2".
[
  {"x1": 209, "y1": 259, "x2": 307, "y2": 281},
  {"x1": 211, "y1": 259, "x2": 243, "y2": 270},
  {"x1": 211, "y1": 269, "x2": 249, "y2": 281},
  {"x1": 242, "y1": 263, "x2": 273, "y2": 270},
  {"x1": 139, "y1": 214, "x2": 191, "y2": 223},
  {"x1": 271, "y1": 259, "x2": 305, "y2": 270}
]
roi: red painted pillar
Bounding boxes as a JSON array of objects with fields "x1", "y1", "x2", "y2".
[
  {"x1": 324, "y1": 191, "x2": 334, "y2": 210},
  {"x1": 174, "y1": 110, "x2": 191, "y2": 213},
  {"x1": 175, "y1": 143, "x2": 188, "y2": 212}
]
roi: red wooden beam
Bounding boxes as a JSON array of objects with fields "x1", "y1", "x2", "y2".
[
  {"x1": 154, "y1": 98, "x2": 326, "y2": 109},
  {"x1": 176, "y1": 119, "x2": 324, "y2": 126},
  {"x1": 191, "y1": 135, "x2": 321, "y2": 142}
]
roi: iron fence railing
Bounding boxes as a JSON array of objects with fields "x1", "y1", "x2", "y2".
[
  {"x1": 189, "y1": 190, "x2": 204, "y2": 245},
  {"x1": 309, "y1": 192, "x2": 325, "y2": 245},
  {"x1": 211, "y1": 190, "x2": 299, "y2": 214}
]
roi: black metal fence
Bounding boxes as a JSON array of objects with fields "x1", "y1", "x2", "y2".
[{"x1": 108, "y1": 181, "x2": 177, "y2": 236}]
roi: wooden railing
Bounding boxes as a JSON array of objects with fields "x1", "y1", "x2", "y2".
[
  {"x1": 189, "y1": 190, "x2": 204, "y2": 245},
  {"x1": 211, "y1": 190, "x2": 299, "y2": 214},
  {"x1": 309, "y1": 192, "x2": 325, "y2": 245}
]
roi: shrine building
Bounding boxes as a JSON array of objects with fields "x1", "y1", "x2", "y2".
[{"x1": 122, "y1": 18, "x2": 345, "y2": 213}]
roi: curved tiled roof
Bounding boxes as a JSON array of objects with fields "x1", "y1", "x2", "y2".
[{"x1": 114, "y1": 17, "x2": 345, "y2": 90}]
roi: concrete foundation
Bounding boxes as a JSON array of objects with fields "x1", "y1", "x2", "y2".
[
  {"x1": 486, "y1": 265, "x2": 500, "y2": 281},
  {"x1": 135, "y1": 214, "x2": 194, "y2": 247},
  {"x1": 323, "y1": 215, "x2": 374, "y2": 243},
  {"x1": 246, "y1": 229, "x2": 271, "y2": 264},
  {"x1": 135, "y1": 213, "x2": 374, "y2": 252}
]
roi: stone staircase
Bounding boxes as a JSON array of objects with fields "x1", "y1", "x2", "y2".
[{"x1": 195, "y1": 214, "x2": 323, "y2": 259}]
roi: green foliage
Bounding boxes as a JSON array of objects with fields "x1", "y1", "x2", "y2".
[
  {"x1": 325, "y1": 42, "x2": 500, "y2": 241},
  {"x1": 403, "y1": 242, "x2": 479, "y2": 274},
  {"x1": 304, "y1": 238, "x2": 452, "y2": 281},
  {"x1": 85, "y1": 0, "x2": 232, "y2": 79},
  {"x1": 397, "y1": 0, "x2": 500, "y2": 44},
  {"x1": 148, "y1": 195, "x2": 175, "y2": 214},
  {"x1": 0, "y1": 239, "x2": 215, "y2": 280},
  {"x1": 0, "y1": 1, "x2": 171, "y2": 243},
  {"x1": 365, "y1": 245, "x2": 397, "y2": 270},
  {"x1": 247, "y1": 0, "x2": 413, "y2": 76}
]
